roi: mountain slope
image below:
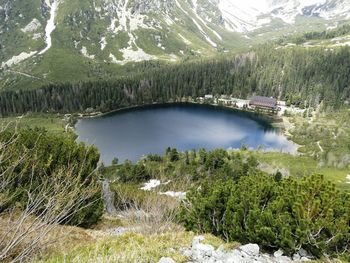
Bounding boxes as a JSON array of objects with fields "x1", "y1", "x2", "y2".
[{"x1": 0, "y1": 0, "x2": 349, "y2": 90}]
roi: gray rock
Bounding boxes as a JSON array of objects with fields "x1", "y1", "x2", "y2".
[
  {"x1": 192, "y1": 243, "x2": 215, "y2": 259},
  {"x1": 274, "y1": 255, "x2": 292, "y2": 263},
  {"x1": 222, "y1": 250, "x2": 245, "y2": 263},
  {"x1": 201, "y1": 258, "x2": 217, "y2": 263},
  {"x1": 259, "y1": 254, "x2": 276, "y2": 263},
  {"x1": 297, "y1": 248, "x2": 314, "y2": 260},
  {"x1": 216, "y1": 244, "x2": 226, "y2": 258},
  {"x1": 158, "y1": 257, "x2": 176, "y2": 263},
  {"x1": 298, "y1": 248, "x2": 308, "y2": 258},
  {"x1": 274, "y1": 249, "x2": 284, "y2": 258},
  {"x1": 239, "y1": 243, "x2": 260, "y2": 257},
  {"x1": 176, "y1": 236, "x2": 308, "y2": 263},
  {"x1": 292, "y1": 253, "x2": 301, "y2": 261},
  {"x1": 181, "y1": 248, "x2": 193, "y2": 258},
  {"x1": 192, "y1": 236, "x2": 205, "y2": 246}
]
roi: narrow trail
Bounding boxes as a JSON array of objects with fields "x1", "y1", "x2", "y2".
[{"x1": 7, "y1": 70, "x2": 42, "y2": 80}]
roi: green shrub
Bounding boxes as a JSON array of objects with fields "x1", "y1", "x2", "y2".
[
  {"x1": 179, "y1": 174, "x2": 350, "y2": 258},
  {"x1": 0, "y1": 128, "x2": 103, "y2": 227},
  {"x1": 117, "y1": 160, "x2": 151, "y2": 183},
  {"x1": 112, "y1": 149, "x2": 259, "y2": 184}
]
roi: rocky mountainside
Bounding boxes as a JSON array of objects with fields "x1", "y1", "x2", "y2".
[{"x1": 0, "y1": 0, "x2": 349, "y2": 89}]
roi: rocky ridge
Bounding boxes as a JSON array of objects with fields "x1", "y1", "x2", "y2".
[{"x1": 1, "y1": 0, "x2": 350, "y2": 90}]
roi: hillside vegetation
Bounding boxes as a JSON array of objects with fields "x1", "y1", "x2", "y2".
[
  {"x1": 1, "y1": 17, "x2": 350, "y2": 262},
  {"x1": 0, "y1": 127, "x2": 103, "y2": 261},
  {"x1": 101, "y1": 148, "x2": 350, "y2": 261},
  {"x1": 1, "y1": 46, "x2": 350, "y2": 116}
]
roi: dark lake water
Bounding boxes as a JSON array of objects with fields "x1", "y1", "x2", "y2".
[{"x1": 75, "y1": 104, "x2": 297, "y2": 164}]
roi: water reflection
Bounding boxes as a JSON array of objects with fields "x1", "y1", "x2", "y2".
[{"x1": 76, "y1": 104, "x2": 297, "y2": 164}]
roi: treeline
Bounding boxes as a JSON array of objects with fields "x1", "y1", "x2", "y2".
[
  {"x1": 277, "y1": 23, "x2": 350, "y2": 44},
  {"x1": 1, "y1": 46, "x2": 350, "y2": 116}
]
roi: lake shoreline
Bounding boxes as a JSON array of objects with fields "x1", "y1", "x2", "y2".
[
  {"x1": 75, "y1": 102, "x2": 298, "y2": 164},
  {"x1": 75, "y1": 101, "x2": 289, "y2": 139},
  {"x1": 77, "y1": 101, "x2": 282, "y2": 124}
]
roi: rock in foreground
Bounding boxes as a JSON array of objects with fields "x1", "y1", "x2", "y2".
[{"x1": 168, "y1": 236, "x2": 314, "y2": 263}]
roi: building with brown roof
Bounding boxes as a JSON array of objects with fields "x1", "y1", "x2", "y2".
[{"x1": 249, "y1": 96, "x2": 277, "y2": 110}]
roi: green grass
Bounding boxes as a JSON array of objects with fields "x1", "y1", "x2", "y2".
[
  {"x1": 35, "y1": 231, "x2": 236, "y2": 263},
  {"x1": 288, "y1": 108, "x2": 350, "y2": 170},
  {"x1": 0, "y1": 113, "x2": 67, "y2": 133},
  {"x1": 253, "y1": 151, "x2": 350, "y2": 191}
]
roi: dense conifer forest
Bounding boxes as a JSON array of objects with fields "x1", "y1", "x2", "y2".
[
  {"x1": 0, "y1": 46, "x2": 350, "y2": 116},
  {"x1": 277, "y1": 24, "x2": 350, "y2": 44}
]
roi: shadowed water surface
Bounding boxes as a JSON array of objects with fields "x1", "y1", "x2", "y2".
[{"x1": 76, "y1": 104, "x2": 297, "y2": 164}]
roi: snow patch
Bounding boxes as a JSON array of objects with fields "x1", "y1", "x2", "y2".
[
  {"x1": 178, "y1": 34, "x2": 192, "y2": 45},
  {"x1": 217, "y1": 0, "x2": 343, "y2": 32},
  {"x1": 1, "y1": 51, "x2": 37, "y2": 68},
  {"x1": 73, "y1": 40, "x2": 80, "y2": 49},
  {"x1": 107, "y1": 0, "x2": 155, "y2": 35},
  {"x1": 140, "y1": 180, "x2": 161, "y2": 191},
  {"x1": 164, "y1": 15, "x2": 174, "y2": 26},
  {"x1": 218, "y1": 0, "x2": 268, "y2": 32},
  {"x1": 106, "y1": 0, "x2": 158, "y2": 64},
  {"x1": 140, "y1": 180, "x2": 185, "y2": 199},
  {"x1": 100, "y1": 37, "x2": 107, "y2": 50},
  {"x1": 81, "y1": 46, "x2": 95, "y2": 59},
  {"x1": 169, "y1": 54, "x2": 178, "y2": 62},
  {"x1": 160, "y1": 191, "x2": 186, "y2": 199},
  {"x1": 112, "y1": 47, "x2": 156, "y2": 65},
  {"x1": 175, "y1": 0, "x2": 217, "y2": 47},
  {"x1": 21, "y1": 18, "x2": 41, "y2": 33},
  {"x1": 39, "y1": 0, "x2": 59, "y2": 55},
  {"x1": 189, "y1": 1, "x2": 222, "y2": 41},
  {"x1": 109, "y1": 53, "x2": 118, "y2": 63}
]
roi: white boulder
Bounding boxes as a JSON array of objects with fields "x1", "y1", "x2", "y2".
[
  {"x1": 274, "y1": 249, "x2": 284, "y2": 258},
  {"x1": 192, "y1": 235, "x2": 205, "y2": 246},
  {"x1": 158, "y1": 257, "x2": 176, "y2": 263},
  {"x1": 239, "y1": 243, "x2": 260, "y2": 257}
]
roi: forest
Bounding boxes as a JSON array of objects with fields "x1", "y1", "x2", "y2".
[
  {"x1": 277, "y1": 23, "x2": 350, "y2": 45},
  {"x1": 0, "y1": 46, "x2": 350, "y2": 116}
]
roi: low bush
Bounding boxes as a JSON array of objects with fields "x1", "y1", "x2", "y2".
[
  {"x1": 179, "y1": 174, "x2": 350, "y2": 258},
  {"x1": 0, "y1": 128, "x2": 103, "y2": 227},
  {"x1": 111, "y1": 183, "x2": 180, "y2": 234}
]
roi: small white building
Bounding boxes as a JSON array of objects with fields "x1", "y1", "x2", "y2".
[
  {"x1": 277, "y1": 100, "x2": 286, "y2": 106},
  {"x1": 205, "y1": 94, "x2": 213, "y2": 99},
  {"x1": 218, "y1": 98, "x2": 233, "y2": 105}
]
